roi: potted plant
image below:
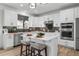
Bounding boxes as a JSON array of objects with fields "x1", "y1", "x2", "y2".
[{"x1": 36, "y1": 32, "x2": 45, "y2": 38}]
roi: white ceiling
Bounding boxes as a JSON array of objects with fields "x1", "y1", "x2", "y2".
[{"x1": 1, "y1": 3, "x2": 79, "y2": 16}]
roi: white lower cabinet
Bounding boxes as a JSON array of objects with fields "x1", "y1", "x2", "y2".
[
  {"x1": 58, "y1": 39, "x2": 74, "y2": 48},
  {"x1": 3, "y1": 34, "x2": 14, "y2": 49}
]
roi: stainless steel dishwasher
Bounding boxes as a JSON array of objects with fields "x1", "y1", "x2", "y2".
[{"x1": 14, "y1": 33, "x2": 23, "y2": 47}]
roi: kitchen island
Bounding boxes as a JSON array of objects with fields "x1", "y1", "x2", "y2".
[{"x1": 22, "y1": 32, "x2": 59, "y2": 56}]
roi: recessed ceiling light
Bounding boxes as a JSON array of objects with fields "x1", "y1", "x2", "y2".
[
  {"x1": 29, "y1": 3, "x2": 36, "y2": 9},
  {"x1": 40, "y1": 3, "x2": 48, "y2": 4},
  {"x1": 20, "y1": 4, "x2": 24, "y2": 7}
]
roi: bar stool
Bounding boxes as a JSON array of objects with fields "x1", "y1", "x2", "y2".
[
  {"x1": 31, "y1": 43, "x2": 47, "y2": 56},
  {"x1": 20, "y1": 34, "x2": 31, "y2": 56},
  {"x1": 20, "y1": 40, "x2": 30, "y2": 56}
]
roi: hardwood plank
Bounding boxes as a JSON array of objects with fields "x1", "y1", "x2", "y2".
[{"x1": 0, "y1": 45, "x2": 79, "y2": 56}]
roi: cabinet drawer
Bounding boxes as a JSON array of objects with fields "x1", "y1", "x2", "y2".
[
  {"x1": 64, "y1": 41, "x2": 74, "y2": 48},
  {"x1": 67, "y1": 41, "x2": 74, "y2": 48},
  {"x1": 58, "y1": 40, "x2": 74, "y2": 48},
  {"x1": 58, "y1": 40, "x2": 66, "y2": 45}
]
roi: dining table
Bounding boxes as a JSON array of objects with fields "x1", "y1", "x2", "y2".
[{"x1": 21, "y1": 32, "x2": 59, "y2": 56}]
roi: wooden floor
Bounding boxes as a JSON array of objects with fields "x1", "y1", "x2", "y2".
[
  {"x1": 0, "y1": 45, "x2": 79, "y2": 56},
  {"x1": 58, "y1": 45, "x2": 79, "y2": 56},
  {"x1": 0, "y1": 46, "x2": 21, "y2": 56}
]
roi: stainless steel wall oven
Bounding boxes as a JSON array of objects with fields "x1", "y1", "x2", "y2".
[{"x1": 61, "y1": 23, "x2": 74, "y2": 41}]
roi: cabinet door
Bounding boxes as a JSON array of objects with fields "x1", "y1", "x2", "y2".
[
  {"x1": 74, "y1": 7, "x2": 79, "y2": 18},
  {"x1": 3, "y1": 34, "x2": 9, "y2": 49},
  {"x1": 4, "y1": 10, "x2": 17, "y2": 26},
  {"x1": 7, "y1": 34, "x2": 14, "y2": 48},
  {"x1": 3, "y1": 34, "x2": 14, "y2": 49},
  {"x1": 10, "y1": 12, "x2": 17, "y2": 26},
  {"x1": 67, "y1": 41, "x2": 74, "y2": 48},
  {"x1": 58, "y1": 39, "x2": 74, "y2": 48},
  {"x1": 58, "y1": 39, "x2": 66, "y2": 45},
  {"x1": 60, "y1": 8, "x2": 74, "y2": 23},
  {"x1": 65, "y1": 8, "x2": 74, "y2": 22},
  {"x1": 0, "y1": 9, "x2": 3, "y2": 26},
  {"x1": 60, "y1": 10, "x2": 67, "y2": 23}
]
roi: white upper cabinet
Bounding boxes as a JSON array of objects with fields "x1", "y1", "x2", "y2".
[
  {"x1": 4, "y1": 10, "x2": 17, "y2": 26},
  {"x1": 60, "y1": 8, "x2": 75, "y2": 23},
  {"x1": 74, "y1": 7, "x2": 79, "y2": 18},
  {"x1": 0, "y1": 9, "x2": 3, "y2": 26}
]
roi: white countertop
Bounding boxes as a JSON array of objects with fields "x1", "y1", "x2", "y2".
[
  {"x1": 22, "y1": 31, "x2": 60, "y2": 41},
  {"x1": 31, "y1": 32, "x2": 60, "y2": 41}
]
